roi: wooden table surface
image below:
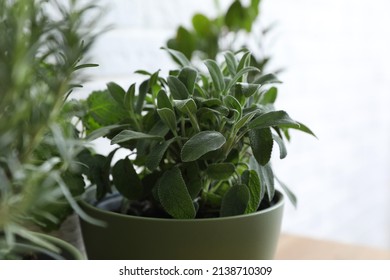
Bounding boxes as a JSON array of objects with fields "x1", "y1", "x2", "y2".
[{"x1": 275, "y1": 234, "x2": 390, "y2": 260}]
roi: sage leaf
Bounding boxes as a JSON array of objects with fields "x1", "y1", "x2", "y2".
[
  {"x1": 178, "y1": 66, "x2": 198, "y2": 95},
  {"x1": 168, "y1": 76, "x2": 189, "y2": 100},
  {"x1": 204, "y1": 59, "x2": 225, "y2": 93},
  {"x1": 206, "y1": 163, "x2": 235, "y2": 180},
  {"x1": 260, "y1": 86, "x2": 278, "y2": 104},
  {"x1": 275, "y1": 176, "x2": 297, "y2": 208},
  {"x1": 249, "y1": 110, "x2": 299, "y2": 130},
  {"x1": 249, "y1": 128, "x2": 273, "y2": 166},
  {"x1": 272, "y1": 133, "x2": 287, "y2": 159},
  {"x1": 224, "y1": 51, "x2": 238, "y2": 77},
  {"x1": 220, "y1": 184, "x2": 250, "y2": 217},
  {"x1": 254, "y1": 73, "x2": 282, "y2": 85},
  {"x1": 111, "y1": 130, "x2": 162, "y2": 144},
  {"x1": 174, "y1": 98, "x2": 197, "y2": 115},
  {"x1": 157, "y1": 89, "x2": 173, "y2": 110},
  {"x1": 242, "y1": 170, "x2": 262, "y2": 214},
  {"x1": 112, "y1": 158, "x2": 142, "y2": 200},
  {"x1": 161, "y1": 47, "x2": 191, "y2": 67},
  {"x1": 107, "y1": 82, "x2": 126, "y2": 106},
  {"x1": 181, "y1": 131, "x2": 226, "y2": 162},
  {"x1": 224, "y1": 95, "x2": 242, "y2": 120},
  {"x1": 157, "y1": 108, "x2": 177, "y2": 133},
  {"x1": 146, "y1": 138, "x2": 176, "y2": 171},
  {"x1": 158, "y1": 167, "x2": 196, "y2": 219}
]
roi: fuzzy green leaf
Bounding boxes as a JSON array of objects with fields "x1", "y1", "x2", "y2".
[
  {"x1": 168, "y1": 76, "x2": 189, "y2": 100},
  {"x1": 225, "y1": 66, "x2": 260, "y2": 93},
  {"x1": 181, "y1": 131, "x2": 226, "y2": 162},
  {"x1": 234, "y1": 111, "x2": 257, "y2": 131},
  {"x1": 146, "y1": 138, "x2": 176, "y2": 171},
  {"x1": 249, "y1": 128, "x2": 273, "y2": 166},
  {"x1": 157, "y1": 89, "x2": 173, "y2": 110},
  {"x1": 260, "y1": 86, "x2": 278, "y2": 104},
  {"x1": 220, "y1": 184, "x2": 250, "y2": 217},
  {"x1": 249, "y1": 110, "x2": 299, "y2": 130},
  {"x1": 174, "y1": 98, "x2": 197, "y2": 115},
  {"x1": 224, "y1": 51, "x2": 238, "y2": 76},
  {"x1": 242, "y1": 170, "x2": 262, "y2": 214},
  {"x1": 178, "y1": 67, "x2": 198, "y2": 95},
  {"x1": 158, "y1": 167, "x2": 196, "y2": 219},
  {"x1": 234, "y1": 83, "x2": 261, "y2": 97},
  {"x1": 206, "y1": 163, "x2": 235, "y2": 180},
  {"x1": 157, "y1": 108, "x2": 177, "y2": 133},
  {"x1": 204, "y1": 59, "x2": 225, "y2": 93},
  {"x1": 124, "y1": 83, "x2": 136, "y2": 111},
  {"x1": 112, "y1": 158, "x2": 142, "y2": 200},
  {"x1": 278, "y1": 122, "x2": 317, "y2": 138},
  {"x1": 254, "y1": 73, "x2": 282, "y2": 85},
  {"x1": 224, "y1": 95, "x2": 242, "y2": 120},
  {"x1": 111, "y1": 130, "x2": 162, "y2": 144}
]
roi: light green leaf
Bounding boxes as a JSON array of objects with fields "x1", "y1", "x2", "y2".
[
  {"x1": 146, "y1": 138, "x2": 176, "y2": 171},
  {"x1": 112, "y1": 158, "x2": 142, "y2": 200},
  {"x1": 167, "y1": 76, "x2": 189, "y2": 100},
  {"x1": 161, "y1": 47, "x2": 191, "y2": 67},
  {"x1": 158, "y1": 167, "x2": 196, "y2": 219},
  {"x1": 234, "y1": 83, "x2": 261, "y2": 97},
  {"x1": 181, "y1": 131, "x2": 226, "y2": 162},
  {"x1": 242, "y1": 170, "x2": 262, "y2": 214},
  {"x1": 257, "y1": 162, "x2": 275, "y2": 202},
  {"x1": 111, "y1": 130, "x2": 162, "y2": 144},
  {"x1": 249, "y1": 110, "x2": 299, "y2": 130},
  {"x1": 220, "y1": 184, "x2": 250, "y2": 217},
  {"x1": 124, "y1": 83, "x2": 136, "y2": 111},
  {"x1": 224, "y1": 51, "x2": 238, "y2": 76},
  {"x1": 237, "y1": 51, "x2": 251, "y2": 72},
  {"x1": 249, "y1": 128, "x2": 273, "y2": 166},
  {"x1": 192, "y1": 13, "x2": 212, "y2": 37},
  {"x1": 272, "y1": 133, "x2": 287, "y2": 159},
  {"x1": 157, "y1": 108, "x2": 177, "y2": 133},
  {"x1": 206, "y1": 163, "x2": 235, "y2": 180},
  {"x1": 204, "y1": 59, "x2": 225, "y2": 93}
]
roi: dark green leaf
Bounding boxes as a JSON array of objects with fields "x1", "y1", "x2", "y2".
[
  {"x1": 204, "y1": 59, "x2": 225, "y2": 93},
  {"x1": 234, "y1": 111, "x2": 257, "y2": 131},
  {"x1": 111, "y1": 130, "x2": 162, "y2": 144},
  {"x1": 224, "y1": 95, "x2": 242, "y2": 120},
  {"x1": 178, "y1": 66, "x2": 198, "y2": 95},
  {"x1": 157, "y1": 89, "x2": 173, "y2": 110},
  {"x1": 181, "y1": 131, "x2": 226, "y2": 162},
  {"x1": 234, "y1": 83, "x2": 261, "y2": 97},
  {"x1": 242, "y1": 170, "x2": 262, "y2": 214},
  {"x1": 254, "y1": 73, "x2": 282, "y2": 85},
  {"x1": 225, "y1": 1, "x2": 249, "y2": 31},
  {"x1": 157, "y1": 108, "x2": 177, "y2": 133},
  {"x1": 278, "y1": 122, "x2": 317, "y2": 138},
  {"x1": 249, "y1": 128, "x2": 273, "y2": 166},
  {"x1": 220, "y1": 184, "x2": 250, "y2": 217},
  {"x1": 249, "y1": 110, "x2": 299, "y2": 130},
  {"x1": 146, "y1": 138, "x2": 176, "y2": 171},
  {"x1": 206, "y1": 163, "x2": 235, "y2": 180},
  {"x1": 112, "y1": 158, "x2": 142, "y2": 200},
  {"x1": 225, "y1": 66, "x2": 260, "y2": 93},
  {"x1": 168, "y1": 76, "x2": 190, "y2": 100},
  {"x1": 86, "y1": 124, "x2": 128, "y2": 141},
  {"x1": 158, "y1": 167, "x2": 196, "y2": 219},
  {"x1": 124, "y1": 83, "x2": 136, "y2": 111},
  {"x1": 174, "y1": 98, "x2": 197, "y2": 115},
  {"x1": 135, "y1": 80, "x2": 149, "y2": 114}
]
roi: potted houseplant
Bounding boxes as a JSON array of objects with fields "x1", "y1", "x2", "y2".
[
  {"x1": 0, "y1": 0, "x2": 100, "y2": 259},
  {"x1": 78, "y1": 49, "x2": 315, "y2": 259}
]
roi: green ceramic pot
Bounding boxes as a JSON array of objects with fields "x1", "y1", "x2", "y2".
[
  {"x1": 1, "y1": 232, "x2": 85, "y2": 260},
  {"x1": 79, "y1": 187, "x2": 284, "y2": 260}
]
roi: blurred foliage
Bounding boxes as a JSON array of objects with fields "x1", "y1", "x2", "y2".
[
  {"x1": 0, "y1": 0, "x2": 101, "y2": 258},
  {"x1": 166, "y1": 0, "x2": 277, "y2": 77}
]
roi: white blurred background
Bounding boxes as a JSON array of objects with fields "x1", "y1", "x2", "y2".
[{"x1": 77, "y1": 0, "x2": 390, "y2": 250}]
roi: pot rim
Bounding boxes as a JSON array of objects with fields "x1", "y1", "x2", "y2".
[{"x1": 79, "y1": 186, "x2": 284, "y2": 223}]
